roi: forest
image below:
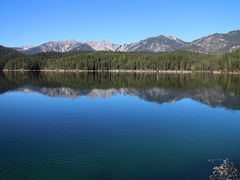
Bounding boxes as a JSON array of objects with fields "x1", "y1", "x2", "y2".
[{"x1": 1, "y1": 45, "x2": 240, "y2": 72}]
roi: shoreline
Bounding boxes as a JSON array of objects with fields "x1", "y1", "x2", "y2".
[{"x1": 2, "y1": 69, "x2": 240, "y2": 74}]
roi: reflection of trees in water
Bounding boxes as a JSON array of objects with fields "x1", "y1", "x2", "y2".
[{"x1": 1, "y1": 72, "x2": 240, "y2": 110}]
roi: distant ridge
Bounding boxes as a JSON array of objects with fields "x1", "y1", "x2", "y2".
[
  {"x1": 11, "y1": 29, "x2": 240, "y2": 55},
  {"x1": 181, "y1": 30, "x2": 240, "y2": 54},
  {"x1": 116, "y1": 35, "x2": 186, "y2": 52}
]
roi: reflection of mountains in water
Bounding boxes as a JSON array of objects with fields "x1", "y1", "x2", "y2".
[
  {"x1": 18, "y1": 85, "x2": 240, "y2": 110},
  {"x1": 1, "y1": 71, "x2": 240, "y2": 110}
]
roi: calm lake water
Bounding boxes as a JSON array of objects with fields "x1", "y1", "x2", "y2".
[{"x1": 0, "y1": 72, "x2": 240, "y2": 180}]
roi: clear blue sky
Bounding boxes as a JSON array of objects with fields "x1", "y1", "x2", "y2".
[{"x1": 1, "y1": 0, "x2": 240, "y2": 47}]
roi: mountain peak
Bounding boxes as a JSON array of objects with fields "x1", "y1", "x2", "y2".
[
  {"x1": 47, "y1": 39, "x2": 78, "y2": 44},
  {"x1": 13, "y1": 45, "x2": 35, "y2": 52},
  {"x1": 181, "y1": 29, "x2": 240, "y2": 54},
  {"x1": 116, "y1": 34, "x2": 186, "y2": 52},
  {"x1": 20, "y1": 45, "x2": 35, "y2": 50},
  {"x1": 166, "y1": 35, "x2": 178, "y2": 41},
  {"x1": 13, "y1": 29, "x2": 240, "y2": 55}
]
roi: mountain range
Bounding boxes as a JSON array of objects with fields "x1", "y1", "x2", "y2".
[
  {"x1": 10, "y1": 30, "x2": 240, "y2": 55},
  {"x1": 17, "y1": 86, "x2": 240, "y2": 110}
]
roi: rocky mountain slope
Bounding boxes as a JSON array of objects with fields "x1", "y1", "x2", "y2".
[
  {"x1": 85, "y1": 41, "x2": 119, "y2": 51},
  {"x1": 181, "y1": 30, "x2": 240, "y2": 54},
  {"x1": 11, "y1": 30, "x2": 240, "y2": 54},
  {"x1": 70, "y1": 43, "x2": 94, "y2": 52},
  {"x1": 117, "y1": 35, "x2": 186, "y2": 52},
  {"x1": 13, "y1": 36, "x2": 187, "y2": 54},
  {"x1": 24, "y1": 39, "x2": 81, "y2": 54},
  {"x1": 22, "y1": 40, "x2": 116, "y2": 54}
]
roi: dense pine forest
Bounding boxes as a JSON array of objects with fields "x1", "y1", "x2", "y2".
[{"x1": 1, "y1": 45, "x2": 240, "y2": 72}]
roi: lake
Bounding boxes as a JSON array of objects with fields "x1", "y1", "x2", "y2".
[{"x1": 0, "y1": 72, "x2": 240, "y2": 180}]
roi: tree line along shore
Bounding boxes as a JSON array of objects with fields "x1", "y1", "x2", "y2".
[{"x1": 1, "y1": 46, "x2": 240, "y2": 72}]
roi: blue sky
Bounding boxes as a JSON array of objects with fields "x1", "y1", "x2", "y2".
[{"x1": 1, "y1": 0, "x2": 240, "y2": 47}]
